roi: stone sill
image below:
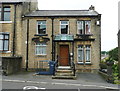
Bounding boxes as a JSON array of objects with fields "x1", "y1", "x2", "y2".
[{"x1": 0, "y1": 21, "x2": 12, "y2": 24}]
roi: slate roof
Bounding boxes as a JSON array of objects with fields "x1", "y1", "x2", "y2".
[{"x1": 24, "y1": 10, "x2": 100, "y2": 17}]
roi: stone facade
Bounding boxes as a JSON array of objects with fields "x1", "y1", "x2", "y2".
[{"x1": 0, "y1": 0, "x2": 101, "y2": 73}]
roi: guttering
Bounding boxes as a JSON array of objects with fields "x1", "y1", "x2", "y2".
[
  {"x1": 12, "y1": 4, "x2": 17, "y2": 56},
  {"x1": 0, "y1": 2, "x2": 22, "y2": 4}
]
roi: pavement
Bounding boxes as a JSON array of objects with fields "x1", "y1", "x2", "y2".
[{"x1": 1, "y1": 71, "x2": 120, "y2": 89}]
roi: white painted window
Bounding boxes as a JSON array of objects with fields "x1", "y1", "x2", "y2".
[
  {"x1": 77, "y1": 21, "x2": 84, "y2": 34},
  {"x1": 35, "y1": 43, "x2": 47, "y2": 55},
  {"x1": 78, "y1": 45, "x2": 84, "y2": 63},
  {"x1": 85, "y1": 45, "x2": 91, "y2": 63},
  {"x1": 60, "y1": 21, "x2": 69, "y2": 34},
  {"x1": 77, "y1": 20, "x2": 91, "y2": 34},
  {"x1": 77, "y1": 45, "x2": 91, "y2": 63},
  {"x1": 37, "y1": 21, "x2": 46, "y2": 34}
]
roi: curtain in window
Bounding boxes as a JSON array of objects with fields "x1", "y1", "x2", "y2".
[
  {"x1": 77, "y1": 21, "x2": 84, "y2": 34},
  {"x1": 35, "y1": 43, "x2": 46, "y2": 55},
  {"x1": 85, "y1": 45, "x2": 91, "y2": 62},
  {"x1": 78, "y1": 45, "x2": 84, "y2": 63},
  {"x1": 85, "y1": 21, "x2": 91, "y2": 34}
]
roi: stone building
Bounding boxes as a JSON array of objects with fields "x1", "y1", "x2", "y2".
[{"x1": 0, "y1": 0, "x2": 101, "y2": 78}]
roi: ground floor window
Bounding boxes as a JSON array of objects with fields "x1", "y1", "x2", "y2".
[
  {"x1": 35, "y1": 43, "x2": 47, "y2": 55},
  {"x1": 0, "y1": 32, "x2": 9, "y2": 51},
  {"x1": 78, "y1": 45, "x2": 91, "y2": 63}
]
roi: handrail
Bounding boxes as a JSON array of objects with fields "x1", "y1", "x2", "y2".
[
  {"x1": 71, "y1": 61, "x2": 76, "y2": 76},
  {"x1": 53, "y1": 55, "x2": 58, "y2": 76}
]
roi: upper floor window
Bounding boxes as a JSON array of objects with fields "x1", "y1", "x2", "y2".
[
  {"x1": 0, "y1": 7, "x2": 11, "y2": 21},
  {"x1": 77, "y1": 21, "x2": 91, "y2": 35},
  {"x1": 37, "y1": 21, "x2": 46, "y2": 34},
  {"x1": 60, "y1": 21, "x2": 69, "y2": 34},
  {"x1": 0, "y1": 33, "x2": 9, "y2": 51}
]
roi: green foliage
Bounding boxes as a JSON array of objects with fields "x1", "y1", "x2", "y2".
[{"x1": 108, "y1": 47, "x2": 118, "y2": 61}]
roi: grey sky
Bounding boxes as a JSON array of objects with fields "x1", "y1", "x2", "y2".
[{"x1": 38, "y1": 0, "x2": 119, "y2": 51}]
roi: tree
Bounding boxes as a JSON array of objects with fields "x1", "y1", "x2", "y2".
[{"x1": 108, "y1": 47, "x2": 118, "y2": 61}]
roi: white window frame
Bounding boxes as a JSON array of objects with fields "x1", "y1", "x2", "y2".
[
  {"x1": 37, "y1": 21, "x2": 46, "y2": 34},
  {"x1": 77, "y1": 45, "x2": 91, "y2": 64},
  {"x1": 85, "y1": 45, "x2": 91, "y2": 63},
  {"x1": 77, "y1": 45, "x2": 84, "y2": 63},
  {"x1": 60, "y1": 21, "x2": 69, "y2": 34},
  {"x1": 77, "y1": 20, "x2": 91, "y2": 35},
  {"x1": 35, "y1": 43, "x2": 47, "y2": 55}
]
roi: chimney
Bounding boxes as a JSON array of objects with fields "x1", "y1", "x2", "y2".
[{"x1": 89, "y1": 5, "x2": 95, "y2": 10}]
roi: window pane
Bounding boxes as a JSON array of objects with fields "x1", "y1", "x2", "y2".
[
  {"x1": 4, "y1": 40, "x2": 8, "y2": 50},
  {"x1": 0, "y1": 35, "x2": 3, "y2": 39},
  {"x1": 0, "y1": 40, "x2": 3, "y2": 50},
  {"x1": 42, "y1": 46, "x2": 46, "y2": 54},
  {"x1": 61, "y1": 21, "x2": 68, "y2": 24},
  {"x1": 61, "y1": 25, "x2": 68, "y2": 34},
  {"x1": 38, "y1": 25, "x2": 46, "y2": 34},
  {"x1": 5, "y1": 35, "x2": 9, "y2": 39},
  {"x1": 36, "y1": 46, "x2": 39, "y2": 54},
  {"x1": 85, "y1": 21, "x2": 91, "y2": 34},
  {"x1": 38, "y1": 21, "x2": 46, "y2": 34},
  {"x1": 4, "y1": 7, "x2": 10, "y2": 11},
  {"x1": 36, "y1": 43, "x2": 46, "y2": 55},
  {"x1": 4, "y1": 12, "x2": 10, "y2": 21},
  {"x1": 78, "y1": 21, "x2": 84, "y2": 34},
  {"x1": 38, "y1": 21, "x2": 46, "y2": 25},
  {"x1": 78, "y1": 45, "x2": 84, "y2": 63},
  {"x1": 78, "y1": 50, "x2": 84, "y2": 62},
  {"x1": 0, "y1": 12, "x2": 1, "y2": 20},
  {"x1": 86, "y1": 45, "x2": 91, "y2": 62},
  {"x1": 86, "y1": 50, "x2": 90, "y2": 62}
]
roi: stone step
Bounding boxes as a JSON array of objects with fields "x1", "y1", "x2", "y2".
[
  {"x1": 56, "y1": 69, "x2": 73, "y2": 73},
  {"x1": 52, "y1": 75, "x2": 76, "y2": 79},
  {"x1": 55, "y1": 72, "x2": 74, "y2": 76},
  {"x1": 57, "y1": 66, "x2": 71, "y2": 70}
]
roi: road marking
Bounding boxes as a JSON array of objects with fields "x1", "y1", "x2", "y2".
[
  {"x1": 3, "y1": 79, "x2": 119, "y2": 89},
  {"x1": 26, "y1": 81, "x2": 40, "y2": 84},
  {"x1": 3, "y1": 79, "x2": 25, "y2": 83},
  {"x1": 82, "y1": 85, "x2": 97, "y2": 87}
]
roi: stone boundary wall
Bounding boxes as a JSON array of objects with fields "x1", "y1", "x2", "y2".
[{"x1": 1, "y1": 57, "x2": 22, "y2": 75}]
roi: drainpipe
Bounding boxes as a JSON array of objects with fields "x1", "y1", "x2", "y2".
[
  {"x1": 51, "y1": 17, "x2": 54, "y2": 61},
  {"x1": 25, "y1": 2, "x2": 31, "y2": 71},
  {"x1": 26, "y1": 19, "x2": 29, "y2": 71},
  {"x1": 12, "y1": 4, "x2": 17, "y2": 56}
]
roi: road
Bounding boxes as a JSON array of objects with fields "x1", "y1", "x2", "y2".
[
  {"x1": 2, "y1": 80, "x2": 119, "y2": 90},
  {"x1": 1, "y1": 72, "x2": 120, "y2": 90}
]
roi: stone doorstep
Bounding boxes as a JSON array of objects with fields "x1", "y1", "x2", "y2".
[
  {"x1": 56, "y1": 69, "x2": 73, "y2": 73},
  {"x1": 57, "y1": 66, "x2": 71, "y2": 70},
  {"x1": 52, "y1": 75, "x2": 76, "y2": 79},
  {"x1": 55, "y1": 72, "x2": 74, "y2": 76}
]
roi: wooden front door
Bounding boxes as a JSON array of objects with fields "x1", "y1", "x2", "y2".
[{"x1": 59, "y1": 45, "x2": 69, "y2": 66}]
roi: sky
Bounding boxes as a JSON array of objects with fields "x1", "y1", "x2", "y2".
[{"x1": 38, "y1": 0, "x2": 119, "y2": 51}]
